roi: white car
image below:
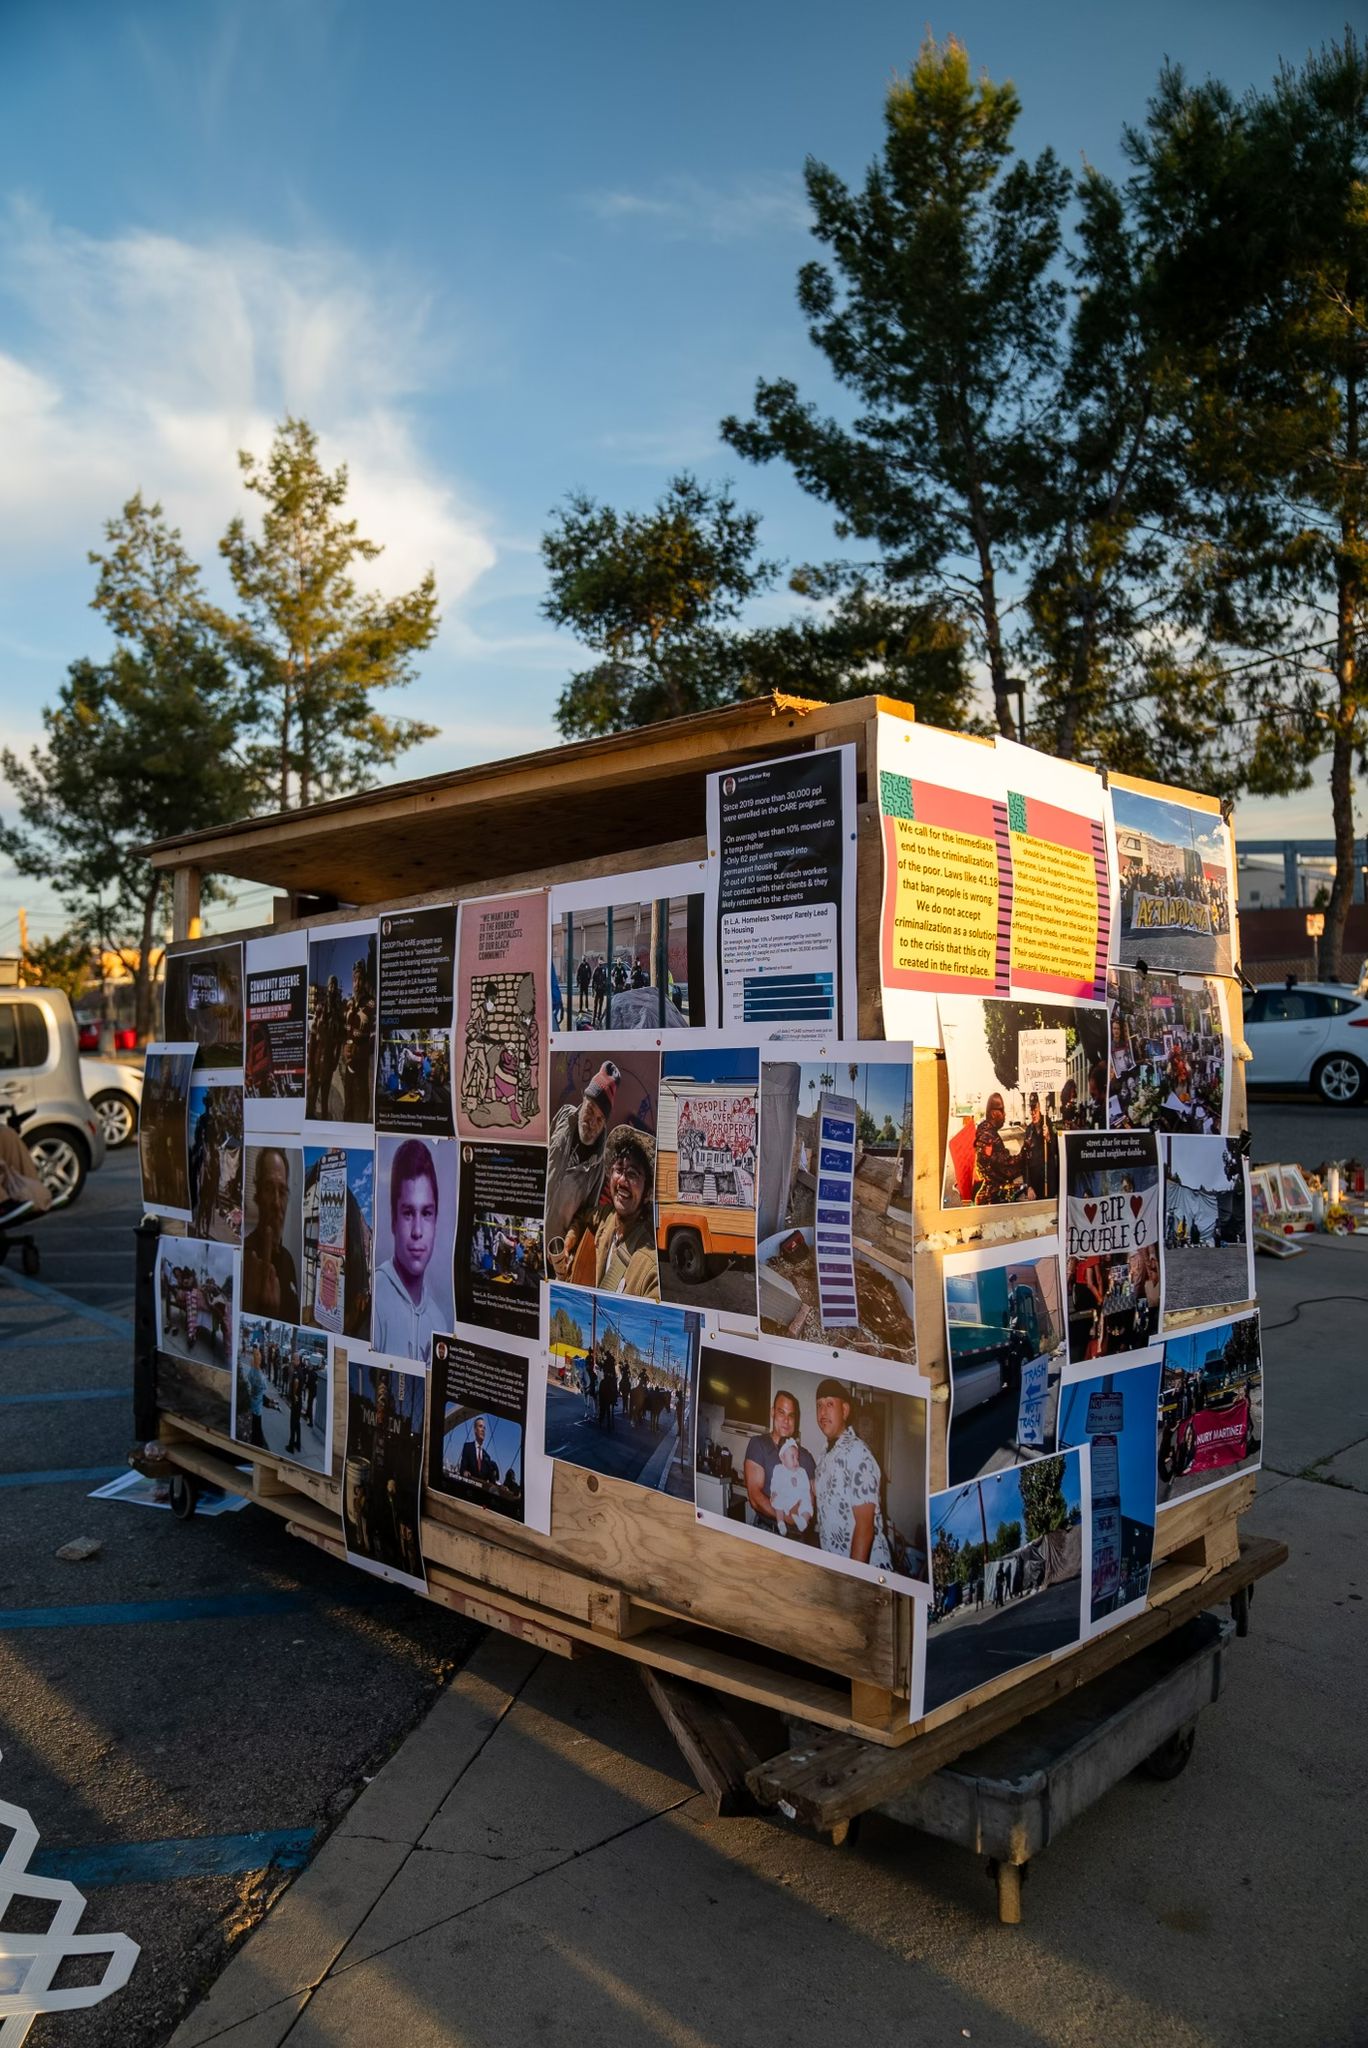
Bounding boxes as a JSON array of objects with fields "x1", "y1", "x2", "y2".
[
  {"x1": 81, "y1": 1055, "x2": 144, "y2": 1149},
  {"x1": 1242, "y1": 982, "x2": 1368, "y2": 1105}
]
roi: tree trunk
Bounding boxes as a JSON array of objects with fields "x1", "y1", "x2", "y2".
[
  {"x1": 1322, "y1": 368, "x2": 1361, "y2": 985},
  {"x1": 134, "y1": 883, "x2": 161, "y2": 1041}
]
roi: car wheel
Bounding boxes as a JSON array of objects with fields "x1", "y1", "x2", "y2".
[
  {"x1": 1312, "y1": 1053, "x2": 1367, "y2": 1106},
  {"x1": 668, "y1": 1229, "x2": 707, "y2": 1286},
  {"x1": 26, "y1": 1128, "x2": 89, "y2": 1209},
  {"x1": 92, "y1": 1089, "x2": 138, "y2": 1149}
]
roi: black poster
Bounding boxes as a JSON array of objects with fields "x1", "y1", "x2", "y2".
[
  {"x1": 710, "y1": 745, "x2": 855, "y2": 1037},
  {"x1": 428, "y1": 1331, "x2": 530, "y2": 1524},
  {"x1": 245, "y1": 963, "x2": 307, "y2": 1103},
  {"x1": 375, "y1": 906, "x2": 456, "y2": 1135},
  {"x1": 453, "y1": 1142, "x2": 546, "y2": 1338}
]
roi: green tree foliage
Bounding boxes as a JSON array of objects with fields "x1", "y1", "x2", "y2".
[
  {"x1": 1018, "y1": 1456, "x2": 1070, "y2": 1540},
  {"x1": 212, "y1": 418, "x2": 439, "y2": 809},
  {"x1": 19, "y1": 931, "x2": 96, "y2": 1004},
  {"x1": 542, "y1": 475, "x2": 780, "y2": 738},
  {"x1": 1126, "y1": 38, "x2": 1368, "y2": 976},
  {"x1": 722, "y1": 36, "x2": 1068, "y2": 742},
  {"x1": 0, "y1": 499, "x2": 252, "y2": 1039}
]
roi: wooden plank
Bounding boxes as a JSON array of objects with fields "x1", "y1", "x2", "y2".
[
  {"x1": 1154, "y1": 1475, "x2": 1256, "y2": 1560},
  {"x1": 749, "y1": 1534, "x2": 1288, "y2": 1824},
  {"x1": 172, "y1": 865, "x2": 201, "y2": 942},
  {"x1": 641, "y1": 1668, "x2": 761, "y2": 1816}
]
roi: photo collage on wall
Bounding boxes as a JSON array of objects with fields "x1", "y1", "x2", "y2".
[
  {"x1": 139, "y1": 716, "x2": 1252, "y2": 1720},
  {"x1": 871, "y1": 714, "x2": 1251, "y2": 1721}
]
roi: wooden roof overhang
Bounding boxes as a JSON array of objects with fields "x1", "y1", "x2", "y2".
[{"x1": 144, "y1": 692, "x2": 901, "y2": 905}]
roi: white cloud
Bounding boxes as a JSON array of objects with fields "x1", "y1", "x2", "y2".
[
  {"x1": 581, "y1": 173, "x2": 810, "y2": 243},
  {"x1": 0, "y1": 206, "x2": 495, "y2": 607}
]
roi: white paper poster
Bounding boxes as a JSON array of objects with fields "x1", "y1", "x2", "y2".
[{"x1": 705, "y1": 745, "x2": 857, "y2": 1041}]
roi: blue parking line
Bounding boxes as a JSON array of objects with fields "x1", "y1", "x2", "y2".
[
  {"x1": 0, "y1": 1590, "x2": 309, "y2": 1629},
  {"x1": 0, "y1": 1387, "x2": 126, "y2": 1406},
  {"x1": 0, "y1": 1270, "x2": 134, "y2": 1337},
  {"x1": 31, "y1": 1827, "x2": 317, "y2": 1887},
  {"x1": 0, "y1": 1465, "x2": 125, "y2": 1489}
]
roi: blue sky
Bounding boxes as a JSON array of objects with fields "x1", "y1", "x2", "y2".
[
  {"x1": 0, "y1": 0, "x2": 1351, "y2": 943},
  {"x1": 932, "y1": 1446, "x2": 1083, "y2": 1548}
]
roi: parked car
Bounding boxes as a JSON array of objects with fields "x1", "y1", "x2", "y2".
[
  {"x1": 81, "y1": 1055, "x2": 143, "y2": 1149},
  {"x1": 0, "y1": 988, "x2": 107, "y2": 1204},
  {"x1": 77, "y1": 1019, "x2": 139, "y2": 1053},
  {"x1": 1242, "y1": 981, "x2": 1368, "y2": 1105}
]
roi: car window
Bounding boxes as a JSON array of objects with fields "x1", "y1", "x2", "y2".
[
  {"x1": 1259, "y1": 991, "x2": 1315, "y2": 1022},
  {"x1": 1242, "y1": 992, "x2": 1267, "y2": 1025},
  {"x1": 1324, "y1": 995, "x2": 1363, "y2": 1016},
  {"x1": 0, "y1": 1002, "x2": 50, "y2": 1070}
]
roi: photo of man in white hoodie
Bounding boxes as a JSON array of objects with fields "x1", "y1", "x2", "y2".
[{"x1": 371, "y1": 1134, "x2": 457, "y2": 1363}]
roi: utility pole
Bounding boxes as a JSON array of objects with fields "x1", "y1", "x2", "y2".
[{"x1": 17, "y1": 907, "x2": 27, "y2": 964}]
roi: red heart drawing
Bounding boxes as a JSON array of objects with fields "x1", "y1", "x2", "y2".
[
  {"x1": 1130, "y1": 1194, "x2": 1144, "y2": 1217},
  {"x1": 1083, "y1": 1202, "x2": 1098, "y2": 1223}
]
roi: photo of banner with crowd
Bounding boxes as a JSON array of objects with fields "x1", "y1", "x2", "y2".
[{"x1": 137, "y1": 722, "x2": 1255, "y2": 1724}]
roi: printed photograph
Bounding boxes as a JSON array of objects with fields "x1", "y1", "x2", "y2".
[
  {"x1": 305, "y1": 926, "x2": 377, "y2": 1126},
  {"x1": 187, "y1": 1080, "x2": 243, "y2": 1242},
  {"x1": 656, "y1": 1048, "x2": 757, "y2": 1320},
  {"x1": 342, "y1": 1358, "x2": 427, "y2": 1592},
  {"x1": 546, "y1": 1048, "x2": 659, "y2": 1291},
  {"x1": 302, "y1": 1144, "x2": 374, "y2": 1341},
  {"x1": 923, "y1": 1449, "x2": 1086, "y2": 1715},
  {"x1": 455, "y1": 890, "x2": 547, "y2": 1142},
  {"x1": 428, "y1": 1331, "x2": 532, "y2": 1525},
  {"x1": 455, "y1": 1143, "x2": 546, "y2": 1339},
  {"x1": 375, "y1": 906, "x2": 456, "y2": 1135},
  {"x1": 241, "y1": 1143, "x2": 304, "y2": 1323},
  {"x1": 1157, "y1": 1312, "x2": 1263, "y2": 1506},
  {"x1": 758, "y1": 1052, "x2": 916, "y2": 1365},
  {"x1": 550, "y1": 865, "x2": 705, "y2": 1031},
  {"x1": 370, "y1": 1133, "x2": 458, "y2": 1364},
  {"x1": 941, "y1": 995, "x2": 1108, "y2": 1207},
  {"x1": 163, "y1": 942, "x2": 244, "y2": 1069},
  {"x1": 154, "y1": 1235, "x2": 236, "y2": 1434},
  {"x1": 1112, "y1": 786, "x2": 1234, "y2": 977},
  {"x1": 545, "y1": 1283, "x2": 699, "y2": 1498},
  {"x1": 1062, "y1": 1128, "x2": 1163, "y2": 1368},
  {"x1": 1162, "y1": 1135, "x2": 1254, "y2": 1319},
  {"x1": 232, "y1": 1316, "x2": 331, "y2": 1474},
  {"x1": 694, "y1": 1342, "x2": 929, "y2": 1595},
  {"x1": 243, "y1": 935, "x2": 307, "y2": 1115},
  {"x1": 944, "y1": 1239, "x2": 1064, "y2": 1486},
  {"x1": 1058, "y1": 1360, "x2": 1161, "y2": 1630},
  {"x1": 1108, "y1": 968, "x2": 1229, "y2": 1134},
  {"x1": 139, "y1": 1043, "x2": 196, "y2": 1215}
]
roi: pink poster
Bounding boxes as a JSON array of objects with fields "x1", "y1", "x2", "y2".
[{"x1": 454, "y1": 890, "x2": 549, "y2": 1145}]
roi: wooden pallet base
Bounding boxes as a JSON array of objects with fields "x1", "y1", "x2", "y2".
[
  {"x1": 748, "y1": 1534, "x2": 1287, "y2": 1829},
  {"x1": 141, "y1": 1420, "x2": 1274, "y2": 1752}
]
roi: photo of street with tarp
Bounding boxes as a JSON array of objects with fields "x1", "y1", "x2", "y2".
[
  {"x1": 231, "y1": 1317, "x2": 331, "y2": 1473},
  {"x1": 550, "y1": 862, "x2": 705, "y2": 1031},
  {"x1": 545, "y1": 1283, "x2": 698, "y2": 1497},
  {"x1": 922, "y1": 1447, "x2": 1087, "y2": 1716},
  {"x1": 1162, "y1": 1134, "x2": 1254, "y2": 1319}
]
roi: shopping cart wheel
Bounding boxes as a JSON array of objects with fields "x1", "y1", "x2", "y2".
[{"x1": 168, "y1": 1473, "x2": 200, "y2": 1520}]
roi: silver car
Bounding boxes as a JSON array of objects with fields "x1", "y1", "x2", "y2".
[
  {"x1": 0, "y1": 987, "x2": 107, "y2": 1205},
  {"x1": 81, "y1": 1054, "x2": 144, "y2": 1150}
]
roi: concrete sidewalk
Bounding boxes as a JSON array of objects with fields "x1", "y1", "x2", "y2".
[{"x1": 169, "y1": 1246, "x2": 1368, "y2": 2048}]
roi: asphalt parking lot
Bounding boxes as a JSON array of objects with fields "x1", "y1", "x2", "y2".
[{"x1": 0, "y1": 1149, "x2": 479, "y2": 2048}]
